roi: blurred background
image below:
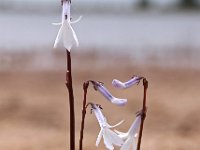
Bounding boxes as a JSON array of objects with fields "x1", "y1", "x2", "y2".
[{"x1": 0, "y1": 0, "x2": 200, "y2": 149}]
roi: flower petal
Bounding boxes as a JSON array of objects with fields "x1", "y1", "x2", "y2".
[
  {"x1": 107, "y1": 120, "x2": 124, "y2": 128},
  {"x1": 91, "y1": 103, "x2": 124, "y2": 149},
  {"x1": 71, "y1": 16, "x2": 82, "y2": 24},
  {"x1": 105, "y1": 128, "x2": 124, "y2": 147},
  {"x1": 92, "y1": 81, "x2": 127, "y2": 106},
  {"x1": 52, "y1": 22, "x2": 62, "y2": 26},
  {"x1": 120, "y1": 137, "x2": 132, "y2": 150},
  {"x1": 62, "y1": 21, "x2": 79, "y2": 50},
  {"x1": 132, "y1": 137, "x2": 137, "y2": 150},
  {"x1": 128, "y1": 115, "x2": 141, "y2": 136},
  {"x1": 115, "y1": 115, "x2": 141, "y2": 141},
  {"x1": 96, "y1": 128, "x2": 103, "y2": 147},
  {"x1": 70, "y1": 24, "x2": 79, "y2": 47},
  {"x1": 53, "y1": 0, "x2": 79, "y2": 50},
  {"x1": 114, "y1": 130, "x2": 128, "y2": 140},
  {"x1": 103, "y1": 131, "x2": 114, "y2": 150},
  {"x1": 112, "y1": 79, "x2": 126, "y2": 89},
  {"x1": 96, "y1": 83, "x2": 113, "y2": 101},
  {"x1": 92, "y1": 104, "x2": 107, "y2": 128},
  {"x1": 111, "y1": 97, "x2": 127, "y2": 106},
  {"x1": 112, "y1": 76, "x2": 142, "y2": 89},
  {"x1": 54, "y1": 25, "x2": 64, "y2": 48}
]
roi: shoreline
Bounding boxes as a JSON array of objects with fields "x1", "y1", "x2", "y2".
[{"x1": 0, "y1": 49, "x2": 199, "y2": 72}]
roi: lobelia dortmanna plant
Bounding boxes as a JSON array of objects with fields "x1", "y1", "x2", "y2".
[{"x1": 53, "y1": 0, "x2": 148, "y2": 150}]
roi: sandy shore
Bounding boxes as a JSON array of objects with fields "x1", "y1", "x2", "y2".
[{"x1": 0, "y1": 51, "x2": 199, "y2": 150}]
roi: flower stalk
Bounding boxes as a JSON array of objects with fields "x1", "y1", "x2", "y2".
[
  {"x1": 65, "y1": 50, "x2": 75, "y2": 150},
  {"x1": 79, "y1": 81, "x2": 89, "y2": 150},
  {"x1": 136, "y1": 78, "x2": 148, "y2": 150},
  {"x1": 54, "y1": 1, "x2": 149, "y2": 150}
]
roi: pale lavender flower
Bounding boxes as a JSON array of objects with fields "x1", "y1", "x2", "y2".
[
  {"x1": 53, "y1": 0, "x2": 80, "y2": 51},
  {"x1": 114, "y1": 115, "x2": 141, "y2": 150},
  {"x1": 112, "y1": 76, "x2": 143, "y2": 89},
  {"x1": 90, "y1": 81, "x2": 127, "y2": 106},
  {"x1": 91, "y1": 103, "x2": 124, "y2": 150}
]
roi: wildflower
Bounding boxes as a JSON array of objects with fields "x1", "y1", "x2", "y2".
[
  {"x1": 115, "y1": 115, "x2": 142, "y2": 150},
  {"x1": 90, "y1": 81, "x2": 127, "y2": 106},
  {"x1": 90, "y1": 103, "x2": 124, "y2": 150},
  {"x1": 53, "y1": 0, "x2": 80, "y2": 51},
  {"x1": 112, "y1": 76, "x2": 143, "y2": 89}
]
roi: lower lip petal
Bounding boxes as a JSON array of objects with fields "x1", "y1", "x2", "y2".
[{"x1": 112, "y1": 98, "x2": 127, "y2": 106}]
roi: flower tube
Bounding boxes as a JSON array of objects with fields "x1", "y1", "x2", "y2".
[
  {"x1": 112, "y1": 76, "x2": 143, "y2": 89},
  {"x1": 90, "y1": 81, "x2": 127, "y2": 106}
]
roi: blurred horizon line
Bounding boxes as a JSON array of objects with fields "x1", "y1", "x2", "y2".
[{"x1": 0, "y1": 0, "x2": 200, "y2": 14}]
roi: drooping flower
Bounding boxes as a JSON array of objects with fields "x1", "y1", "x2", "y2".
[
  {"x1": 90, "y1": 81, "x2": 127, "y2": 106},
  {"x1": 53, "y1": 0, "x2": 80, "y2": 51},
  {"x1": 90, "y1": 103, "x2": 124, "y2": 150},
  {"x1": 112, "y1": 76, "x2": 143, "y2": 89},
  {"x1": 114, "y1": 115, "x2": 141, "y2": 150}
]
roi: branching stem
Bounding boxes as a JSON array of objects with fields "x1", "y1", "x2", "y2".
[{"x1": 79, "y1": 81, "x2": 89, "y2": 150}]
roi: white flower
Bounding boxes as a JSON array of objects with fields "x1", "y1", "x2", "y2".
[
  {"x1": 53, "y1": 0, "x2": 80, "y2": 51},
  {"x1": 115, "y1": 115, "x2": 141, "y2": 150},
  {"x1": 112, "y1": 76, "x2": 143, "y2": 89},
  {"x1": 91, "y1": 103, "x2": 124, "y2": 150},
  {"x1": 90, "y1": 81, "x2": 127, "y2": 106}
]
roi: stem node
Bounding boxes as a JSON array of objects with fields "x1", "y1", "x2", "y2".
[{"x1": 137, "y1": 78, "x2": 148, "y2": 150}]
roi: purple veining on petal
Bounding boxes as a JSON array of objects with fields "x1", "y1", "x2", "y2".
[
  {"x1": 112, "y1": 79, "x2": 125, "y2": 89},
  {"x1": 112, "y1": 76, "x2": 143, "y2": 89},
  {"x1": 112, "y1": 97, "x2": 127, "y2": 106},
  {"x1": 90, "y1": 81, "x2": 127, "y2": 106},
  {"x1": 97, "y1": 85, "x2": 127, "y2": 106},
  {"x1": 97, "y1": 84, "x2": 114, "y2": 101},
  {"x1": 124, "y1": 76, "x2": 141, "y2": 88}
]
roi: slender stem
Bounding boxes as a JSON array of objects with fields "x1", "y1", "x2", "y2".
[
  {"x1": 79, "y1": 81, "x2": 89, "y2": 150},
  {"x1": 65, "y1": 50, "x2": 75, "y2": 150},
  {"x1": 137, "y1": 78, "x2": 148, "y2": 150}
]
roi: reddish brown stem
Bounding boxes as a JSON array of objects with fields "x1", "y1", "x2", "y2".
[
  {"x1": 137, "y1": 78, "x2": 148, "y2": 150},
  {"x1": 65, "y1": 50, "x2": 75, "y2": 150},
  {"x1": 79, "y1": 82, "x2": 89, "y2": 150}
]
